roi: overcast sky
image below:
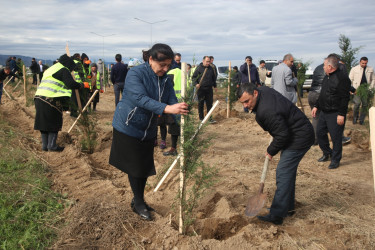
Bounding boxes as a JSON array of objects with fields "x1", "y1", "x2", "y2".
[{"x1": 1, "y1": 0, "x2": 375, "y2": 69}]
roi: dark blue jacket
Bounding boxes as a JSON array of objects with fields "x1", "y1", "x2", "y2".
[
  {"x1": 110, "y1": 62, "x2": 128, "y2": 84},
  {"x1": 112, "y1": 62, "x2": 178, "y2": 141},
  {"x1": 240, "y1": 63, "x2": 260, "y2": 85}
]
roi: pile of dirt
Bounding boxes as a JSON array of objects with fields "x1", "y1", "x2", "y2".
[{"x1": 1, "y1": 84, "x2": 375, "y2": 249}]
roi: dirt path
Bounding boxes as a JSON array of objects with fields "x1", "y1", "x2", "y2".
[{"x1": 1, "y1": 85, "x2": 374, "y2": 249}]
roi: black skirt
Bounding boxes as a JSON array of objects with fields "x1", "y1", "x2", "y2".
[
  {"x1": 109, "y1": 128, "x2": 156, "y2": 178},
  {"x1": 34, "y1": 97, "x2": 64, "y2": 132}
]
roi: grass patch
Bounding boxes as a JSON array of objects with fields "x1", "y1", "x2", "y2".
[{"x1": 0, "y1": 115, "x2": 68, "y2": 249}]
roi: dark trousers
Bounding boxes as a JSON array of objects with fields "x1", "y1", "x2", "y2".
[
  {"x1": 353, "y1": 94, "x2": 367, "y2": 123},
  {"x1": 32, "y1": 73, "x2": 37, "y2": 84},
  {"x1": 197, "y1": 88, "x2": 213, "y2": 120},
  {"x1": 114, "y1": 82, "x2": 124, "y2": 106},
  {"x1": 317, "y1": 111, "x2": 345, "y2": 163},
  {"x1": 270, "y1": 147, "x2": 310, "y2": 217},
  {"x1": 0, "y1": 82, "x2": 3, "y2": 103},
  {"x1": 308, "y1": 91, "x2": 320, "y2": 143}
]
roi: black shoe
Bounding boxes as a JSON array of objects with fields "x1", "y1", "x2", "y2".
[
  {"x1": 163, "y1": 148, "x2": 177, "y2": 156},
  {"x1": 209, "y1": 119, "x2": 217, "y2": 124},
  {"x1": 328, "y1": 162, "x2": 340, "y2": 169},
  {"x1": 257, "y1": 213, "x2": 283, "y2": 225},
  {"x1": 42, "y1": 147, "x2": 48, "y2": 152},
  {"x1": 48, "y1": 146, "x2": 65, "y2": 152},
  {"x1": 132, "y1": 205, "x2": 152, "y2": 221},
  {"x1": 359, "y1": 121, "x2": 364, "y2": 125},
  {"x1": 267, "y1": 208, "x2": 295, "y2": 217},
  {"x1": 318, "y1": 154, "x2": 331, "y2": 162},
  {"x1": 131, "y1": 198, "x2": 155, "y2": 212}
]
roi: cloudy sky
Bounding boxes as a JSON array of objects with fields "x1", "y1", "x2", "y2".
[{"x1": 1, "y1": 0, "x2": 375, "y2": 68}]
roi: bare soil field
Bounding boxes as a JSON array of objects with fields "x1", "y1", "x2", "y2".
[{"x1": 1, "y1": 82, "x2": 375, "y2": 249}]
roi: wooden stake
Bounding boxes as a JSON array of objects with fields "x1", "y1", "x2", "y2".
[
  {"x1": 65, "y1": 42, "x2": 83, "y2": 112},
  {"x1": 23, "y1": 65, "x2": 26, "y2": 105},
  {"x1": 154, "y1": 100, "x2": 220, "y2": 192},
  {"x1": 247, "y1": 64, "x2": 251, "y2": 83},
  {"x1": 179, "y1": 62, "x2": 187, "y2": 234},
  {"x1": 369, "y1": 107, "x2": 375, "y2": 195},
  {"x1": 67, "y1": 90, "x2": 99, "y2": 134},
  {"x1": 227, "y1": 61, "x2": 231, "y2": 118},
  {"x1": 3, "y1": 71, "x2": 18, "y2": 88}
]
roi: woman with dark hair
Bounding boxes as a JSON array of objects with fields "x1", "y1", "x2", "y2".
[{"x1": 109, "y1": 43, "x2": 188, "y2": 221}]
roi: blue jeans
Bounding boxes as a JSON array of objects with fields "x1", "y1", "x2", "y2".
[
  {"x1": 114, "y1": 82, "x2": 124, "y2": 106},
  {"x1": 270, "y1": 147, "x2": 310, "y2": 217}
]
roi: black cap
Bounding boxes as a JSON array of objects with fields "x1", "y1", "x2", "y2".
[{"x1": 81, "y1": 53, "x2": 89, "y2": 60}]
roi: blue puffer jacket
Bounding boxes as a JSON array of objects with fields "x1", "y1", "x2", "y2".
[{"x1": 112, "y1": 62, "x2": 178, "y2": 141}]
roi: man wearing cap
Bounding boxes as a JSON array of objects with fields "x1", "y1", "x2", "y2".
[{"x1": 271, "y1": 54, "x2": 298, "y2": 104}]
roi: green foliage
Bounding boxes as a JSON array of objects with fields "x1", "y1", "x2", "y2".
[
  {"x1": 0, "y1": 117, "x2": 67, "y2": 249},
  {"x1": 338, "y1": 34, "x2": 363, "y2": 74},
  {"x1": 177, "y1": 88, "x2": 218, "y2": 234},
  {"x1": 356, "y1": 83, "x2": 375, "y2": 109},
  {"x1": 296, "y1": 61, "x2": 311, "y2": 94},
  {"x1": 79, "y1": 112, "x2": 98, "y2": 154}
]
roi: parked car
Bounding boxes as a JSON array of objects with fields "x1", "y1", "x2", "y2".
[
  {"x1": 303, "y1": 68, "x2": 313, "y2": 91},
  {"x1": 264, "y1": 60, "x2": 279, "y2": 86}
]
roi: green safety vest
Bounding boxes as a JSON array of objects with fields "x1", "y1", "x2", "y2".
[
  {"x1": 35, "y1": 63, "x2": 72, "y2": 98},
  {"x1": 89, "y1": 72, "x2": 101, "y2": 90},
  {"x1": 168, "y1": 68, "x2": 182, "y2": 99},
  {"x1": 73, "y1": 59, "x2": 83, "y2": 83}
]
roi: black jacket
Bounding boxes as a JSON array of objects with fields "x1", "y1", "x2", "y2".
[
  {"x1": 192, "y1": 63, "x2": 217, "y2": 89},
  {"x1": 310, "y1": 64, "x2": 324, "y2": 92},
  {"x1": 315, "y1": 68, "x2": 351, "y2": 116},
  {"x1": 253, "y1": 86, "x2": 314, "y2": 156},
  {"x1": 232, "y1": 71, "x2": 241, "y2": 85},
  {"x1": 30, "y1": 61, "x2": 39, "y2": 73}
]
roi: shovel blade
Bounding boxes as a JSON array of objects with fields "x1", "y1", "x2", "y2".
[{"x1": 245, "y1": 192, "x2": 267, "y2": 217}]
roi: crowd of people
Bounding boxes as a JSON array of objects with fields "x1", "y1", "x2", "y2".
[{"x1": 1, "y1": 46, "x2": 373, "y2": 224}]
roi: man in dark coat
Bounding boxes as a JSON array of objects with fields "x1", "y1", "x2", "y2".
[
  {"x1": 238, "y1": 83, "x2": 314, "y2": 225},
  {"x1": 0, "y1": 66, "x2": 21, "y2": 104},
  {"x1": 311, "y1": 55, "x2": 351, "y2": 169},
  {"x1": 110, "y1": 53, "x2": 128, "y2": 106},
  {"x1": 192, "y1": 56, "x2": 217, "y2": 122},
  {"x1": 30, "y1": 58, "x2": 39, "y2": 85}
]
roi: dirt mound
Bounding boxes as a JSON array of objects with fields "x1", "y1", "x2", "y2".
[{"x1": 1, "y1": 87, "x2": 374, "y2": 249}]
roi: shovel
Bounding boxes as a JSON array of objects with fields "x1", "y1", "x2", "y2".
[
  {"x1": 245, "y1": 137, "x2": 273, "y2": 217},
  {"x1": 245, "y1": 156, "x2": 270, "y2": 216}
]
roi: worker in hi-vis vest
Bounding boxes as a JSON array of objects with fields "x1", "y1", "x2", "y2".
[
  {"x1": 156, "y1": 67, "x2": 184, "y2": 156},
  {"x1": 34, "y1": 54, "x2": 89, "y2": 152},
  {"x1": 87, "y1": 63, "x2": 104, "y2": 111}
]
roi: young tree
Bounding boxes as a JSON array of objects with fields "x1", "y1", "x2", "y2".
[{"x1": 338, "y1": 34, "x2": 363, "y2": 73}]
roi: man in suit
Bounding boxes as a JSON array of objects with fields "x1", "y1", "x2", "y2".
[
  {"x1": 271, "y1": 54, "x2": 298, "y2": 104},
  {"x1": 38, "y1": 60, "x2": 48, "y2": 81}
]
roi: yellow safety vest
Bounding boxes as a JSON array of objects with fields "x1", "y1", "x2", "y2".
[
  {"x1": 35, "y1": 63, "x2": 72, "y2": 98},
  {"x1": 168, "y1": 68, "x2": 182, "y2": 99},
  {"x1": 73, "y1": 59, "x2": 83, "y2": 84},
  {"x1": 89, "y1": 72, "x2": 101, "y2": 90}
]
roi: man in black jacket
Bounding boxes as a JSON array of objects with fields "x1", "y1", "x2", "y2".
[
  {"x1": 238, "y1": 83, "x2": 314, "y2": 225},
  {"x1": 110, "y1": 54, "x2": 128, "y2": 106},
  {"x1": 193, "y1": 56, "x2": 217, "y2": 122},
  {"x1": 30, "y1": 58, "x2": 39, "y2": 85},
  {"x1": 311, "y1": 55, "x2": 351, "y2": 169}
]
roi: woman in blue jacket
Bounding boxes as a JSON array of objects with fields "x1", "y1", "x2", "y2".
[{"x1": 109, "y1": 44, "x2": 188, "y2": 221}]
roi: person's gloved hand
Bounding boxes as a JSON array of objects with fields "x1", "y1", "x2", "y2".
[
  {"x1": 83, "y1": 82, "x2": 90, "y2": 89},
  {"x1": 100, "y1": 89, "x2": 104, "y2": 93}
]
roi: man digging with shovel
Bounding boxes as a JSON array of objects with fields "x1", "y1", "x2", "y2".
[{"x1": 238, "y1": 83, "x2": 314, "y2": 225}]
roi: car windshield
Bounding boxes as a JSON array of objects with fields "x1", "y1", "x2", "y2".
[
  {"x1": 217, "y1": 66, "x2": 229, "y2": 74},
  {"x1": 265, "y1": 62, "x2": 278, "y2": 71}
]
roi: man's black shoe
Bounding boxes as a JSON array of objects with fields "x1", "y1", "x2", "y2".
[
  {"x1": 131, "y1": 198, "x2": 155, "y2": 212},
  {"x1": 132, "y1": 205, "x2": 152, "y2": 221},
  {"x1": 267, "y1": 208, "x2": 295, "y2": 217},
  {"x1": 48, "y1": 146, "x2": 65, "y2": 152},
  {"x1": 328, "y1": 162, "x2": 340, "y2": 169},
  {"x1": 257, "y1": 213, "x2": 283, "y2": 225},
  {"x1": 318, "y1": 154, "x2": 331, "y2": 162}
]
